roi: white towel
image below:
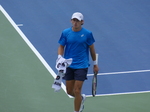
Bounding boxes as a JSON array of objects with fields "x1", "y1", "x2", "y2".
[
  {"x1": 52, "y1": 57, "x2": 72, "y2": 92},
  {"x1": 55, "y1": 57, "x2": 72, "y2": 74},
  {"x1": 52, "y1": 72, "x2": 63, "y2": 92}
]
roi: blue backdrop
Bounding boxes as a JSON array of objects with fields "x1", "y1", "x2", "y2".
[{"x1": 1, "y1": 0, "x2": 150, "y2": 95}]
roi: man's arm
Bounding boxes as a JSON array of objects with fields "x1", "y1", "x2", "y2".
[
  {"x1": 58, "y1": 45, "x2": 65, "y2": 56},
  {"x1": 89, "y1": 44, "x2": 96, "y2": 61},
  {"x1": 89, "y1": 44, "x2": 99, "y2": 73}
]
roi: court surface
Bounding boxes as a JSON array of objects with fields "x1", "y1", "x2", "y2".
[{"x1": 0, "y1": 0, "x2": 150, "y2": 112}]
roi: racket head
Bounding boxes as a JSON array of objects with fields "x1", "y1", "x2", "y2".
[{"x1": 92, "y1": 72, "x2": 97, "y2": 97}]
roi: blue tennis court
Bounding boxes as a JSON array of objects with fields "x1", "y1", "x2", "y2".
[
  {"x1": 1, "y1": 0, "x2": 150, "y2": 97},
  {"x1": 0, "y1": 0, "x2": 150, "y2": 111}
]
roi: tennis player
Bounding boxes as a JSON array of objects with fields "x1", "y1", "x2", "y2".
[{"x1": 57, "y1": 12, "x2": 99, "y2": 112}]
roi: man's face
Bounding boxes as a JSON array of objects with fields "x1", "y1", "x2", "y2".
[{"x1": 71, "y1": 18, "x2": 83, "y2": 29}]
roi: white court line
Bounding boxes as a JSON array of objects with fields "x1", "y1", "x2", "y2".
[
  {"x1": 88, "y1": 69, "x2": 150, "y2": 76},
  {"x1": 86, "y1": 90, "x2": 150, "y2": 97},
  {"x1": 0, "y1": 5, "x2": 67, "y2": 94},
  {"x1": 17, "y1": 24, "x2": 23, "y2": 26}
]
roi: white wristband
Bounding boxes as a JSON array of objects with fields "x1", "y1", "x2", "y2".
[
  {"x1": 93, "y1": 60, "x2": 97, "y2": 65},
  {"x1": 58, "y1": 55, "x2": 62, "y2": 58}
]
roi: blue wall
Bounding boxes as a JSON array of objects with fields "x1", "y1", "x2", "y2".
[{"x1": 1, "y1": 0, "x2": 150, "y2": 95}]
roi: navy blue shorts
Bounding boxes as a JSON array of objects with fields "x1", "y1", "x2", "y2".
[{"x1": 63, "y1": 67, "x2": 88, "y2": 81}]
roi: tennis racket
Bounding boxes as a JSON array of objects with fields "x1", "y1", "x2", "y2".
[
  {"x1": 92, "y1": 53, "x2": 98, "y2": 97},
  {"x1": 92, "y1": 72, "x2": 97, "y2": 97}
]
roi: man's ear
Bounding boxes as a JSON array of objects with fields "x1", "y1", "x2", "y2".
[{"x1": 81, "y1": 20, "x2": 84, "y2": 25}]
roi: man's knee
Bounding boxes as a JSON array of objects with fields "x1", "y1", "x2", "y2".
[
  {"x1": 74, "y1": 88, "x2": 81, "y2": 96},
  {"x1": 67, "y1": 91, "x2": 73, "y2": 95},
  {"x1": 66, "y1": 88, "x2": 74, "y2": 96}
]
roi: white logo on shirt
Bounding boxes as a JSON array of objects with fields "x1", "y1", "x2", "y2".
[{"x1": 81, "y1": 34, "x2": 84, "y2": 37}]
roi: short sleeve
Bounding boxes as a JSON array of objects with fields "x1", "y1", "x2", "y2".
[
  {"x1": 58, "y1": 32, "x2": 66, "y2": 46},
  {"x1": 86, "y1": 32, "x2": 95, "y2": 46}
]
